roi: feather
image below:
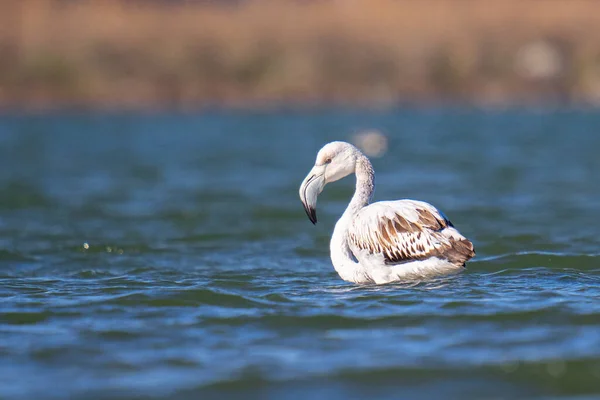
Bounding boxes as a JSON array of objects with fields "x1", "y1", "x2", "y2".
[{"x1": 348, "y1": 200, "x2": 475, "y2": 266}]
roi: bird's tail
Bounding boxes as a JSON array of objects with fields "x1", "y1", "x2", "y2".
[{"x1": 447, "y1": 238, "x2": 476, "y2": 266}]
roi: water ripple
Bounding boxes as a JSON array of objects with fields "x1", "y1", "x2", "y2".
[{"x1": 2, "y1": 111, "x2": 600, "y2": 399}]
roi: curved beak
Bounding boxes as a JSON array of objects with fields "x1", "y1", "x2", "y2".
[{"x1": 299, "y1": 166, "x2": 326, "y2": 224}]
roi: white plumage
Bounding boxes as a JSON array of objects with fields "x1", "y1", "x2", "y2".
[{"x1": 299, "y1": 141, "x2": 475, "y2": 284}]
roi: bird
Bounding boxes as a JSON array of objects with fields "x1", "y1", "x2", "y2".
[{"x1": 299, "y1": 141, "x2": 475, "y2": 284}]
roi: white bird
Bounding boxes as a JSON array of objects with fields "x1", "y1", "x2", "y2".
[{"x1": 299, "y1": 141, "x2": 475, "y2": 284}]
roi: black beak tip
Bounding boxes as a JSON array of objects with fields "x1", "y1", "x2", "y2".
[
  {"x1": 309, "y1": 208, "x2": 317, "y2": 225},
  {"x1": 304, "y1": 205, "x2": 317, "y2": 225}
]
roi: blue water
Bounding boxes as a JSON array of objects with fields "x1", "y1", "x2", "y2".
[{"x1": 1, "y1": 108, "x2": 599, "y2": 399}]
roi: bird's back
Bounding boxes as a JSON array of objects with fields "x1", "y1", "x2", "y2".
[{"x1": 346, "y1": 199, "x2": 475, "y2": 282}]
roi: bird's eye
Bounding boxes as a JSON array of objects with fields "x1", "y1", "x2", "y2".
[{"x1": 325, "y1": 158, "x2": 332, "y2": 164}]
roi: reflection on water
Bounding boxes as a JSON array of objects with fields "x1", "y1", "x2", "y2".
[{"x1": 0, "y1": 109, "x2": 599, "y2": 399}]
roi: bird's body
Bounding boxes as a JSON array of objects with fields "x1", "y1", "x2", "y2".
[{"x1": 299, "y1": 141, "x2": 475, "y2": 284}]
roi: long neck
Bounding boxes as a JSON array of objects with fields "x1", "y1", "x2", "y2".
[{"x1": 330, "y1": 154, "x2": 375, "y2": 283}]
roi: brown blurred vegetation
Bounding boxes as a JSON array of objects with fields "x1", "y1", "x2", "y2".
[{"x1": 2, "y1": 0, "x2": 600, "y2": 110}]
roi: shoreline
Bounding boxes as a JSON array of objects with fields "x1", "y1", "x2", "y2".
[
  {"x1": 1, "y1": 99, "x2": 596, "y2": 115},
  {"x1": 2, "y1": 0, "x2": 600, "y2": 110}
]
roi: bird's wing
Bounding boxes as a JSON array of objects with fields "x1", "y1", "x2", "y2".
[{"x1": 347, "y1": 200, "x2": 475, "y2": 266}]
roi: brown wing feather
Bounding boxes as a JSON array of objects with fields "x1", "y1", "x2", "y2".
[{"x1": 349, "y1": 205, "x2": 475, "y2": 266}]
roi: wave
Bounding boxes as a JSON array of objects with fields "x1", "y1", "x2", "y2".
[{"x1": 471, "y1": 251, "x2": 600, "y2": 272}]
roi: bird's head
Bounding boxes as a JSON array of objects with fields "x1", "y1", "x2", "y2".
[{"x1": 299, "y1": 141, "x2": 358, "y2": 224}]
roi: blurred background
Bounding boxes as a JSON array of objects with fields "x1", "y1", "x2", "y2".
[
  {"x1": 1, "y1": 1, "x2": 600, "y2": 400},
  {"x1": 2, "y1": 0, "x2": 600, "y2": 109}
]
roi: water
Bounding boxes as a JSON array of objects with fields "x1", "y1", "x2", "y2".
[{"x1": 1, "y1": 108, "x2": 599, "y2": 399}]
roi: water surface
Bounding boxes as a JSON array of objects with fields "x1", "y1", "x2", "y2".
[{"x1": 1, "y1": 109, "x2": 599, "y2": 399}]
